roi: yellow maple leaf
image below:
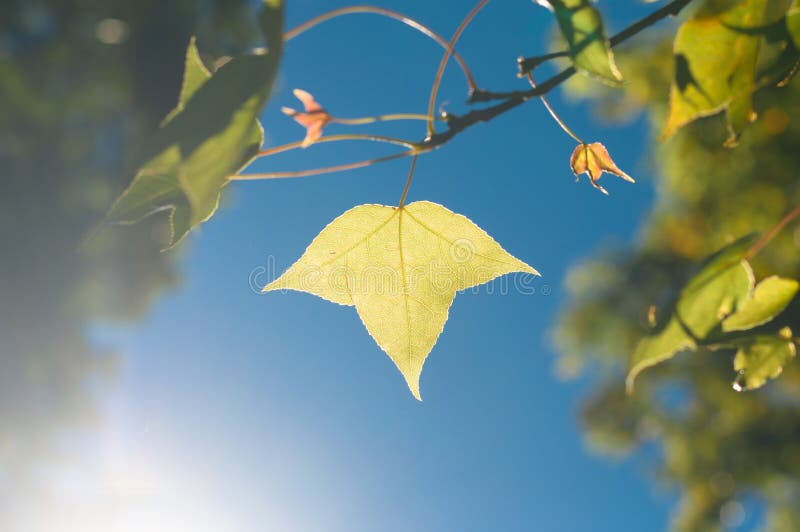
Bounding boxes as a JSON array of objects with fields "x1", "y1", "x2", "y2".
[{"x1": 264, "y1": 201, "x2": 539, "y2": 400}]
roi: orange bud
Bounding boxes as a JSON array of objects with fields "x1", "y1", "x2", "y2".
[{"x1": 281, "y1": 89, "x2": 332, "y2": 148}]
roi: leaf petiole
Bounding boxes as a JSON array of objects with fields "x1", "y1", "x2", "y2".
[
  {"x1": 333, "y1": 113, "x2": 437, "y2": 126},
  {"x1": 745, "y1": 204, "x2": 800, "y2": 259},
  {"x1": 398, "y1": 154, "x2": 419, "y2": 208},
  {"x1": 526, "y1": 73, "x2": 584, "y2": 144},
  {"x1": 257, "y1": 134, "x2": 418, "y2": 158},
  {"x1": 230, "y1": 150, "x2": 417, "y2": 180},
  {"x1": 427, "y1": 0, "x2": 493, "y2": 137}
]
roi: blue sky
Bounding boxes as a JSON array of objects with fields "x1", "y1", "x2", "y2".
[{"x1": 71, "y1": 1, "x2": 680, "y2": 531}]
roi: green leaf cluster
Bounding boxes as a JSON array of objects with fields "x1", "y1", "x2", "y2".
[
  {"x1": 663, "y1": 0, "x2": 800, "y2": 145},
  {"x1": 554, "y1": 17, "x2": 800, "y2": 526},
  {"x1": 104, "y1": 1, "x2": 284, "y2": 248},
  {"x1": 628, "y1": 236, "x2": 799, "y2": 392}
]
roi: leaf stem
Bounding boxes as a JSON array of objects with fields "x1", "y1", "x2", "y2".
[
  {"x1": 426, "y1": 0, "x2": 492, "y2": 137},
  {"x1": 230, "y1": 151, "x2": 416, "y2": 180},
  {"x1": 241, "y1": 0, "x2": 692, "y2": 182},
  {"x1": 516, "y1": 51, "x2": 569, "y2": 78},
  {"x1": 518, "y1": 0, "x2": 693, "y2": 76},
  {"x1": 284, "y1": 6, "x2": 477, "y2": 94},
  {"x1": 526, "y1": 73, "x2": 584, "y2": 144},
  {"x1": 257, "y1": 134, "x2": 418, "y2": 158},
  {"x1": 398, "y1": 154, "x2": 418, "y2": 208},
  {"x1": 421, "y1": 0, "x2": 694, "y2": 149},
  {"x1": 745, "y1": 204, "x2": 800, "y2": 260},
  {"x1": 333, "y1": 113, "x2": 435, "y2": 126}
]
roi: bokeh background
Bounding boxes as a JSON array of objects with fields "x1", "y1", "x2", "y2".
[{"x1": 2, "y1": 1, "x2": 799, "y2": 531}]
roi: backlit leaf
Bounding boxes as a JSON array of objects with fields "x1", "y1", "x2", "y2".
[
  {"x1": 662, "y1": 0, "x2": 767, "y2": 145},
  {"x1": 264, "y1": 201, "x2": 539, "y2": 400},
  {"x1": 627, "y1": 235, "x2": 757, "y2": 392},
  {"x1": 569, "y1": 142, "x2": 634, "y2": 195},
  {"x1": 539, "y1": 0, "x2": 622, "y2": 84},
  {"x1": 788, "y1": 0, "x2": 800, "y2": 49},
  {"x1": 105, "y1": 1, "x2": 284, "y2": 248},
  {"x1": 163, "y1": 37, "x2": 212, "y2": 124},
  {"x1": 675, "y1": 245, "x2": 754, "y2": 340},
  {"x1": 732, "y1": 328, "x2": 796, "y2": 391},
  {"x1": 723, "y1": 276, "x2": 799, "y2": 332},
  {"x1": 626, "y1": 318, "x2": 695, "y2": 393}
]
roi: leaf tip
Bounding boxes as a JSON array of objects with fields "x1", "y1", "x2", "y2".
[
  {"x1": 625, "y1": 370, "x2": 639, "y2": 396},
  {"x1": 292, "y1": 88, "x2": 313, "y2": 103},
  {"x1": 521, "y1": 262, "x2": 541, "y2": 277},
  {"x1": 405, "y1": 374, "x2": 423, "y2": 401},
  {"x1": 262, "y1": 277, "x2": 284, "y2": 293},
  {"x1": 659, "y1": 120, "x2": 678, "y2": 142}
]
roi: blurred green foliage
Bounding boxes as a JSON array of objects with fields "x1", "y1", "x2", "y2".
[
  {"x1": 106, "y1": 2, "x2": 283, "y2": 248},
  {"x1": 0, "y1": 0, "x2": 264, "y2": 490},
  {"x1": 555, "y1": 10, "x2": 800, "y2": 532}
]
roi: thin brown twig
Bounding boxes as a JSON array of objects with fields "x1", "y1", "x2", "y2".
[
  {"x1": 230, "y1": 150, "x2": 418, "y2": 180},
  {"x1": 257, "y1": 134, "x2": 417, "y2": 158},
  {"x1": 427, "y1": 0, "x2": 492, "y2": 136},
  {"x1": 745, "y1": 204, "x2": 800, "y2": 260},
  {"x1": 398, "y1": 154, "x2": 419, "y2": 207},
  {"x1": 234, "y1": 0, "x2": 693, "y2": 183},
  {"x1": 421, "y1": 0, "x2": 694, "y2": 150},
  {"x1": 333, "y1": 113, "x2": 434, "y2": 126},
  {"x1": 284, "y1": 5, "x2": 477, "y2": 93},
  {"x1": 518, "y1": 0, "x2": 692, "y2": 76}
]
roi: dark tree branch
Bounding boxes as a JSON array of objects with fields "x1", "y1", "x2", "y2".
[{"x1": 430, "y1": 0, "x2": 694, "y2": 148}]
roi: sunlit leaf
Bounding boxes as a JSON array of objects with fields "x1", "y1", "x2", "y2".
[
  {"x1": 162, "y1": 37, "x2": 212, "y2": 124},
  {"x1": 662, "y1": 0, "x2": 767, "y2": 145},
  {"x1": 788, "y1": 1, "x2": 800, "y2": 48},
  {"x1": 732, "y1": 328, "x2": 796, "y2": 391},
  {"x1": 627, "y1": 235, "x2": 757, "y2": 392},
  {"x1": 569, "y1": 142, "x2": 634, "y2": 195},
  {"x1": 105, "y1": 1, "x2": 284, "y2": 248},
  {"x1": 539, "y1": 0, "x2": 623, "y2": 84},
  {"x1": 723, "y1": 276, "x2": 799, "y2": 332},
  {"x1": 626, "y1": 318, "x2": 695, "y2": 393},
  {"x1": 264, "y1": 201, "x2": 539, "y2": 400},
  {"x1": 675, "y1": 242, "x2": 755, "y2": 340}
]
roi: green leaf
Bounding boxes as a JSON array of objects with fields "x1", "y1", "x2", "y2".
[
  {"x1": 732, "y1": 328, "x2": 796, "y2": 391},
  {"x1": 162, "y1": 37, "x2": 212, "y2": 124},
  {"x1": 723, "y1": 276, "x2": 799, "y2": 332},
  {"x1": 788, "y1": 0, "x2": 800, "y2": 48},
  {"x1": 662, "y1": 0, "x2": 767, "y2": 145},
  {"x1": 627, "y1": 318, "x2": 695, "y2": 393},
  {"x1": 264, "y1": 201, "x2": 539, "y2": 400},
  {"x1": 627, "y1": 235, "x2": 757, "y2": 392},
  {"x1": 675, "y1": 249, "x2": 754, "y2": 340},
  {"x1": 541, "y1": 0, "x2": 622, "y2": 84},
  {"x1": 105, "y1": 1, "x2": 284, "y2": 248}
]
